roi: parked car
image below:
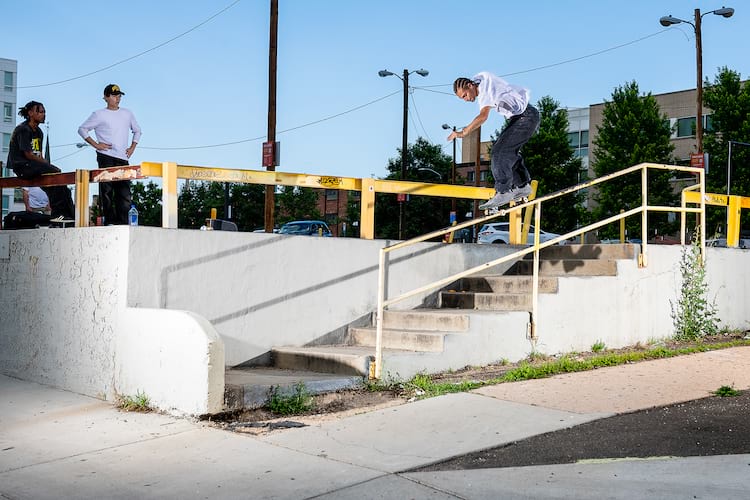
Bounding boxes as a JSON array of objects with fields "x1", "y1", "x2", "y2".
[
  {"x1": 278, "y1": 220, "x2": 332, "y2": 237},
  {"x1": 477, "y1": 222, "x2": 563, "y2": 245}
]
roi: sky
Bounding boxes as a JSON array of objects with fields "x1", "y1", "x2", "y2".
[{"x1": 3, "y1": 0, "x2": 748, "y2": 182}]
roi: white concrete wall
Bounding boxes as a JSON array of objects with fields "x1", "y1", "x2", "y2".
[
  {"x1": 0, "y1": 228, "x2": 225, "y2": 416},
  {"x1": 535, "y1": 245, "x2": 750, "y2": 355},
  {"x1": 116, "y1": 308, "x2": 225, "y2": 415},
  {"x1": 126, "y1": 228, "x2": 516, "y2": 366},
  {"x1": 3, "y1": 226, "x2": 748, "y2": 414}
]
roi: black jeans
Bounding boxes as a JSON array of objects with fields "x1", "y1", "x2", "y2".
[
  {"x1": 490, "y1": 105, "x2": 540, "y2": 193},
  {"x1": 13, "y1": 159, "x2": 75, "y2": 219},
  {"x1": 96, "y1": 153, "x2": 132, "y2": 225}
]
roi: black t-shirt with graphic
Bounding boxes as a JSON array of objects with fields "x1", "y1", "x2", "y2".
[{"x1": 7, "y1": 121, "x2": 43, "y2": 167}]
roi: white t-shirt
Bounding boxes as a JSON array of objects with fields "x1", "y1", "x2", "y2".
[
  {"x1": 473, "y1": 71, "x2": 530, "y2": 119},
  {"x1": 24, "y1": 187, "x2": 49, "y2": 210},
  {"x1": 78, "y1": 107, "x2": 142, "y2": 161}
]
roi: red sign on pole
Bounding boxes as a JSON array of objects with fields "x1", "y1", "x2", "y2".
[
  {"x1": 262, "y1": 141, "x2": 275, "y2": 168},
  {"x1": 690, "y1": 153, "x2": 705, "y2": 169},
  {"x1": 397, "y1": 193, "x2": 406, "y2": 202}
]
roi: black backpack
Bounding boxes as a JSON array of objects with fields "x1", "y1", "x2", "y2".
[{"x1": 3, "y1": 211, "x2": 51, "y2": 229}]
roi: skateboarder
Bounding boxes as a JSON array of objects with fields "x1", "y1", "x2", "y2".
[{"x1": 447, "y1": 72, "x2": 539, "y2": 210}]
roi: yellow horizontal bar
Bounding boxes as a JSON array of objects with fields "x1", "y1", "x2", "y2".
[
  {"x1": 683, "y1": 190, "x2": 729, "y2": 206},
  {"x1": 372, "y1": 179, "x2": 495, "y2": 199},
  {"x1": 175, "y1": 165, "x2": 362, "y2": 190}
]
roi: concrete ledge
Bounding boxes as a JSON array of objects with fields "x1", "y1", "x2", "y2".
[{"x1": 115, "y1": 308, "x2": 225, "y2": 416}]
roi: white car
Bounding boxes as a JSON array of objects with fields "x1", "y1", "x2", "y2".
[{"x1": 477, "y1": 222, "x2": 563, "y2": 245}]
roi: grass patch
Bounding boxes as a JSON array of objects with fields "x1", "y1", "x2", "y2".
[
  {"x1": 591, "y1": 340, "x2": 606, "y2": 353},
  {"x1": 713, "y1": 385, "x2": 741, "y2": 397},
  {"x1": 401, "y1": 339, "x2": 750, "y2": 400},
  {"x1": 266, "y1": 382, "x2": 313, "y2": 415},
  {"x1": 117, "y1": 390, "x2": 151, "y2": 412}
]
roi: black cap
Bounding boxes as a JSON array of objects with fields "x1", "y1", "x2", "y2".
[{"x1": 104, "y1": 84, "x2": 125, "y2": 96}]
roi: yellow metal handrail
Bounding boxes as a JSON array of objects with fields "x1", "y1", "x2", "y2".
[{"x1": 371, "y1": 163, "x2": 706, "y2": 379}]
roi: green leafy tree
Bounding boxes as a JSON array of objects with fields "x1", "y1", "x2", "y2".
[
  {"x1": 375, "y1": 137, "x2": 463, "y2": 239},
  {"x1": 276, "y1": 186, "x2": 321, "y2": 225},
  {"x1": 229, "y1": 183, "x2": 265, "y2": 231},
  {"x1": 703, "y1": 67, "x2": 750, "y2": 232},
  {"x1": 130, "y1": 180, "x2": 162, "y2": 226},
  {"x1": 523, "y1": 96, "x2": 586, "y2": 234},
  {"x1": 592, "y1": 81, "x2": 676, "y2": 239},
  {"x1": 178, "y1": 180, "x2": 226, "y2": 229}
]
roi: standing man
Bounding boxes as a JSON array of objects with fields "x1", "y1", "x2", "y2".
[
  {"x1": 447, "y1": 72, "x2": 539, "y2": 210},
  {"x1": 7, "y1": 101, "x2": 75, "y2": 221},
  {"x1": 78, "y1": 84, "x2": 142, "y2": 225}
]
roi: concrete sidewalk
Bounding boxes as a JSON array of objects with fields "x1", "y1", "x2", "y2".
[{"x1": 2, "y1": 346, "x2": 750, "y2": 499}]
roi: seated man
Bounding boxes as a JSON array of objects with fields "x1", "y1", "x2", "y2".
[{"x1": 7, "y1": 101, "x2": 75, "y2": 222}]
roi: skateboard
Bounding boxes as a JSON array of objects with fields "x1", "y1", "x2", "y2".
[{"x1": 483, "y1": 195, "x2": 529, "y2": 216}]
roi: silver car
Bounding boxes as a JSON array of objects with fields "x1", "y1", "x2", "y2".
[{"x1": 477, "y1": 222, "x2": 562, "y2": 245}]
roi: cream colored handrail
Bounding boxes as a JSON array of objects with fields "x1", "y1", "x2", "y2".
[{"x1": 372, "y1": 163, "x2": 706, "y2": 379}]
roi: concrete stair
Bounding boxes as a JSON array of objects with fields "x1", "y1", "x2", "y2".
[{"x1": 263, "y1": 244, "x2": 638, "y2": 381}]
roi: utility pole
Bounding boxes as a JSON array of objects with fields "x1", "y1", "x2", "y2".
[
  {"x1": 264, "y1": 0, "x2": 278, "y2": 233},
  {"x1": 694, "y1": 8, "x2": 704, "y2": 154}
]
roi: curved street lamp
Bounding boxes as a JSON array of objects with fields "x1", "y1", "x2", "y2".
[
  {"x1": 659, "y1": 7, "x2": 734, "y2": 154},
  {"x1": 379, "y1": 68, "x2": 429, "y2": 238}
]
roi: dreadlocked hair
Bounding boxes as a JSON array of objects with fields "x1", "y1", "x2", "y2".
[
  {"x1": 453, "y1": 77, "x2": 475, "y2": 93},
  {"x1": 18, "y1": 101, "x2": 43, "y2": 119}
]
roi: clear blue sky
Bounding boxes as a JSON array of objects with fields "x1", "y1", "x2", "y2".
[{"x1": 4, "y1": 0, "x2": 747, "y2": 181}]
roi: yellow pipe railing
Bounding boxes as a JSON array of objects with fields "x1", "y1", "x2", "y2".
[{"x1": 371, "y1": 162, "x2": 706, "y2": 379}]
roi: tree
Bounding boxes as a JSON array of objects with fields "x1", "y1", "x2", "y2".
[
  {"x1": 703, "y1": 67, "x2": 750, "y2": 232},
  {"x1": 178, "y1": 180, "x2": 226, "y2": 229},
  {"x1": 229, "y1": 183, "x2": 265, "y2": 231},
  {"x1": 276, "y1": 186, "x2": 321, "y2": 225},
  {"x1": 592, "y1": 81, "x2": 676, "y2": 239},
  {"x1": 523, "y1": 96, "x2": 585, "y2": 234},
  {"x1": 375, "y1": 137, "x2": 463, "y2": 239},
  {"x1": 131, "y1": 180, "x2": 162, "y2": 226}
]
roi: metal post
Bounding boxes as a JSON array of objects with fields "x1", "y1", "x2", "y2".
[
  {"x1": 695, "y1": 8, "x2": 703, "y2": 154},
  {"x1": 451, "y1": 127, "x2": 457, "y2": 214},
  {"x1": 264, "y1": 0, "x2": 278, "y2": 233},
  {"x1": 374, "y1": 248, "x2": 387, "y2": 379},
  {"x1": 728, "y1": 140, "x2": 732, "y2": 195},
  {"x1": 398, "y1": 69, "x2": 409, "y2": 240},
  {"x1": 473, "y1": 126, "x2": 481, "y2": 241}
]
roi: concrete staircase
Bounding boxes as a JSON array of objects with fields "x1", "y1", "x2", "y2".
[{"x1": 240, "y1": 244, "x2": 638, "y2": 387}]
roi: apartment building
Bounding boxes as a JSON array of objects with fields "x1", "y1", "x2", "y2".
[{"x1": 1, "y1": 58, "x2": 18, "y2": 218}]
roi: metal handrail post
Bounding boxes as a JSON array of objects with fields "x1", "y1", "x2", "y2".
[
  {"x1": 640, "y1": 166, "x2": 648, "y2": 267},
  {"x1": 700, "y1": 169, "x2": 706, "y2": 262},
  {"x1": 373, "y1": 248, "x2": 387, "y2": 379},
  {"x1": 531, "y1": 201, "x2": 541, "y2": 345}
]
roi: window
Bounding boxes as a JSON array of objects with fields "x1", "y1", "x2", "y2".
[
  {"x1": 2, "y1": 132, "x2": 11, "y2": 152},
  {"x1": 3, "y1": 72, "x2": 13, "y2": 92},
  {"x1": 466, "y1": 171, "x2": 475, "y2": 182},
  {"x1": 704, "y1": 115, "x2": 714, "y2": 133},
  {"x1": 479, "y1": 170, "x2": 489, "y2": 181},
  {"x1": 3, "y1": 102, "x2": 12, "y2": 123},
  {"x1": 568, "y1": 130, "x2": 589, "y2": 149},
  {"x1": 325, "y1": 189, "x2": 337, "y2": 201},
  {"x1": 677, "y1": 117, "x2": 696, "y2": 138}
]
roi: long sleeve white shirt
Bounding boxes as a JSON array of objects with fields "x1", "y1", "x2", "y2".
[
  {"x1": 78, "y1": 107, "x2": 142, "y2": 162},
  {"x1": 473, "y1": 71, "x2": 530, "y2": 119}
]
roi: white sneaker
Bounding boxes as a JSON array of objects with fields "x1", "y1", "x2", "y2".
[
  {"x1": 512, "y1": 184, "x2": 532, "y2": 200},
  {"x1": 478, "y1": 190, "x2": 515, "y2": 210}
]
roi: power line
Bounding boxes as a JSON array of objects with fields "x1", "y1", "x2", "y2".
[
  {"x1": 16, "y1": 0, "x2": 242, "y2": 89},
  {"x1": 139, "y1": 90, "x2": 402, "y2": 151},
  {"x1": 417, "y1": 28, "x2": 672, "y2": 89},
  {"x1": 409, "y1": 92, "x2": 431, "y2": 143}
]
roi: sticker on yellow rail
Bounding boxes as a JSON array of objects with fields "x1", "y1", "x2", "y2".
[
  {"x1": 91, "y1": 166, "x2": 143, "y2": 183},
  {"x1": 319, "y1": 176, "x2": 343, "y2": 188}
]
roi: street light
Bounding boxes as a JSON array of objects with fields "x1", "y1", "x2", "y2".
[
  {"x1": 379, "y1": 67, "x2": 429, "y2": 238},
  {"x1": 416, "y1": 167, "x2": 443, "y2": 179},
  {"x1": 659, "y1": 7, "x2": 734, "y2": 154}
]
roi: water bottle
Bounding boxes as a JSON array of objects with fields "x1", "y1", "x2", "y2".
[{"x1": 128, "y1": 204, "x2": 139, "y2": 226}]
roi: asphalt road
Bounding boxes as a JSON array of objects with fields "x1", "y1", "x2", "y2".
[{"x1": 415, "y1": 390, "x2": 750, "y2": 471}]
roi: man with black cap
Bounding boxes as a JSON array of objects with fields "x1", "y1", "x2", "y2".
[{"x1": 78, "y1": 84, "x2": 142, "y2": 225}]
